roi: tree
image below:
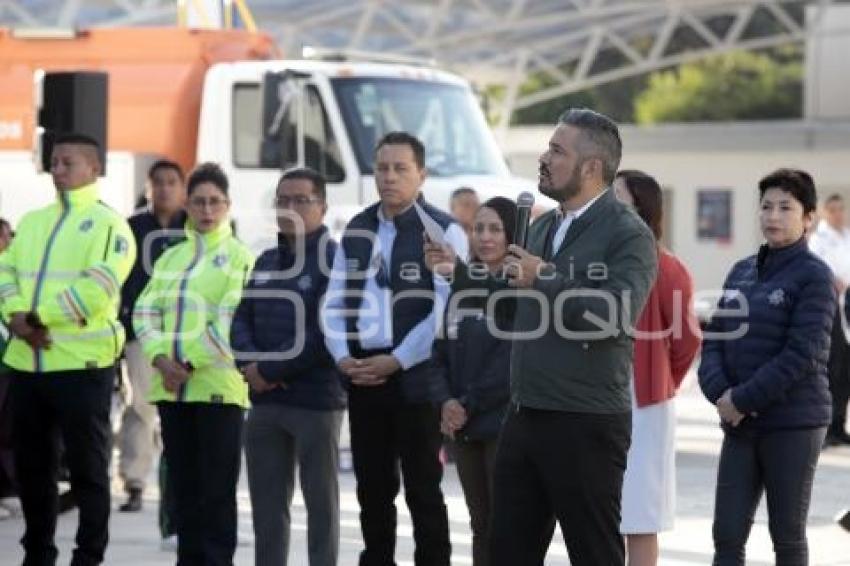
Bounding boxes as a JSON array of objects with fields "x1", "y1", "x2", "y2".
[
  {"x1": 634, "y1": 48, "x2": 802, "y2": 124},
  {"x1": 509, "y1": 76, "x2": 648, "y2": 125}
]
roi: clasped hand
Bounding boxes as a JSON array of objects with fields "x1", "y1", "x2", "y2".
[
  {"x1": 338, "y1": 355, "x2": 401, "y2": 387},
  {"x1": 240, "y1": 362, "x2": 286, "y2": 393},
  {"x1": 153, "y1": 355, "x2": 191, "y2": 393},
  {"x1": 717, "y1": 389, "x2": 753, "y2": 427},
  {"x1": 9, "y1": 312, "x2": 51, "y2": 350},
  {"x1": 440, "y1": 399, "x2": 467, "y2": 439}
]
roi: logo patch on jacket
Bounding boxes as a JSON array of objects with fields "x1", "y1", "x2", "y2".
[
  {"x1": 768, "y1": 288, "x2": 786, "y2": 307},
  {"x1": 79, "y1": 219, "x2": 94, "y2": 232},
  {"x1": 212, "y1": 254, "x2": 228, "y2": 268},
  {"x1": 114, "y1": 235, "x2": 130, "y2": 255}
]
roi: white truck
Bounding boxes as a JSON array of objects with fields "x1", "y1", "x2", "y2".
[{"x1": 0, "y1": 27, "x2": 534, "y2": 252}]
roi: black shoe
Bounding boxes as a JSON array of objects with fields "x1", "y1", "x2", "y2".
[{"x1": 119, "y1": 488, "x2": 143, "y2": 512}]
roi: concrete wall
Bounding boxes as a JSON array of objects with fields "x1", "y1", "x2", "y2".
[
  {"x1": 503, "y1": 121, "x2": 850, "y2": 294},
  {"x1": 806, "y1": 5, "x2": 850, "y2": 120}
]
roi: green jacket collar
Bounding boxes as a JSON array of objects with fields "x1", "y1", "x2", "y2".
[
  {"x1": 186, "y1": 219, "x2": 232, "y2": 249},
  {"x1": 58, "y1": 182, "x2": 99, "y2": 209}
]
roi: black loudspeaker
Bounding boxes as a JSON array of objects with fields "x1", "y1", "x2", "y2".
[{"x1": 38, "y1": 71, "x2": 108, "y2": 174}]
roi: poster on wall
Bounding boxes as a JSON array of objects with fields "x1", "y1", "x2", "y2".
[{"x1": 697, "y1": 189, "x2": 732, "y2": 243}]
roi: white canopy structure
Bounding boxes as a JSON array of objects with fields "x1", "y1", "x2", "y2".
[{"x1": 1, "y1": 0, "x2": 843, "y2": 126}]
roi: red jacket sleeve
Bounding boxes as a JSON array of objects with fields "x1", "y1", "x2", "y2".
[{"x1": 657, "y1": 252, "x2": 702, "y2": 387}]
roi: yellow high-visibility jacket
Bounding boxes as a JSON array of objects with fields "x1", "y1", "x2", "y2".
[
  {"x1": 133, "y1": 219, "x2": 254, "y2": 407},
  {"x1": 0, "y1": 182, "x2": 136, "y2": 372}
]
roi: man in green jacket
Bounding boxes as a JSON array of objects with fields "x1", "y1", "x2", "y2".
[
  {"x1": 0, "y1": 133, "x2": 136, "y2": 565},
  {"x1": 426, "y1": 108, "x2": 657, "y2": 566}
]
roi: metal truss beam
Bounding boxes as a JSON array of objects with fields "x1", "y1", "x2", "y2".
[{"x1": 1, "y1": 0, "x2": 839, "y2": 125}]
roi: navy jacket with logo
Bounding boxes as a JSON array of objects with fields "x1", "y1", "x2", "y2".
[
  {"x1": 698, "y1": 238, "x2": 835, "y2": 431},
  {"x1": 230, "y1": 226, "x2": 346, "y2": 410}
]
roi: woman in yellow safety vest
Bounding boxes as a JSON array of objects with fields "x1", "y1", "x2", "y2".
[{"x1": 133, "y1": 162, "x2": 254, "y2": 565}]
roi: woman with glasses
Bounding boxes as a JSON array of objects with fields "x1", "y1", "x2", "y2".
[
  {"x1": 432, "y1": 196, "x2": 516, "y2": 566},
  {"x1": 133, "y1": 162, "x2": 254, "y2": 565},
  {"x1": 699, "y1": 169, "x2": 834, "y2": 565}
]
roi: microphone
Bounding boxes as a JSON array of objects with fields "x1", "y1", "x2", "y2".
[{"x1": 514, "y1": 191, "x2": 535, "y2": 249}]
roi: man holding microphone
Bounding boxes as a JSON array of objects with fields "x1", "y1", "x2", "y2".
[{"x1": 426, "y1": 108, "x2": 657, "y2": 566}]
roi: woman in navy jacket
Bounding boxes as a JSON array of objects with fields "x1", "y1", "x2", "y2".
[
  {"x1": 433, "y1": 197, "x2": 516, "y2": 566},
  {"x1": 698, "y1": 169, "x2": 835, "y2": 565}
]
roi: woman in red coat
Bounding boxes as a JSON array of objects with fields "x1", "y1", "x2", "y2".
[{"x1": 614, "y1": 170, "x2": 702, "y2": 566}]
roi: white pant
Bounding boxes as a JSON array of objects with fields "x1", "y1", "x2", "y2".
[{"x1": 117, "y1": 340, "x2": 159, "y2": 490}]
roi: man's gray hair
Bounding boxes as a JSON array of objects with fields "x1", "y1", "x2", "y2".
[{"x1": 558, "y1": 108, "x2": 622, "y2": 185}]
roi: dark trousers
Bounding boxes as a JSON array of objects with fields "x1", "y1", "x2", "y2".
[
  {"x1": 348, "y1": 384, "x2": 451, "y2": 566},
  {"x1": 712, "y1": 426, "x2": 826, "y2": 566},
  {"x1": 10, "y1": 367, "x2": 114, "y2": 566},
  {"x1": 454, "y1": 439, "x2": 498, "y2": 566},
  {"x1": 827, "y1": 308, "x2": 850, "y2": 435},
  {"x1": 158, "y1": 456, "x2": 177, "y2": 539},
  {"x1": 158, "y1": 402, "x2": 244, "y2": 566},
  {"x1": 489, "y1": 407, "x2": 631, "y2": 566},
  {"x1": 0, "y1": 369, "x2": 17, "y2": 498}
]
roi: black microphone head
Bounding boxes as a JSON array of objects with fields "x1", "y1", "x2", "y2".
[
  {"x1": 517, "y1": 191, "x2": 535, "y2": 208},
  {"x1": 514, "y1": 191, "x2": 534, "y2": 248}
]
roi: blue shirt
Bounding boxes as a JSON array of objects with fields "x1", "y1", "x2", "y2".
[{"x1": 323, "y1": 202, "x2": 468, "y2": 369}]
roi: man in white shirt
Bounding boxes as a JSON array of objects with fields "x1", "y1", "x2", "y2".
[
  {"x1": 322, "y1": 132, "x2": 468, "y2": 566},
  {"x1": 449, "y1": 186, "x2": 480, "y2": 240},
  {"x1": 809, "y1": 193, "x2": 850, "y2": 446}
]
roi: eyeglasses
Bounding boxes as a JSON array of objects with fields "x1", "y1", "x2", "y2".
[
  {"x1": 275, "y1": 195, "x2": 322, "y2": 208},
  {"x1": 188, "y1": 196, "x2": 228, "y2": 210}
]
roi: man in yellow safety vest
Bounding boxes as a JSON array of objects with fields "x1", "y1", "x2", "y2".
[{"x1": 0, "y1": 133, "x2": 136, "y2": 565}]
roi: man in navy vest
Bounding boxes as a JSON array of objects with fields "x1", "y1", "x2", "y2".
[{"x1": 322, "y1": 132, "x2": 468, "y2": 566}]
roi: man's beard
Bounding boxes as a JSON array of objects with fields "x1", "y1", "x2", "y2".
[{"x1": 539, "y1": 162, "x2": 582, "y2": 203}]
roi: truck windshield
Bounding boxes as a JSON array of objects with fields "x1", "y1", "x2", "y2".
[{"x1": 332, "y1": 77, "x2": 508, "y2": 177}]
